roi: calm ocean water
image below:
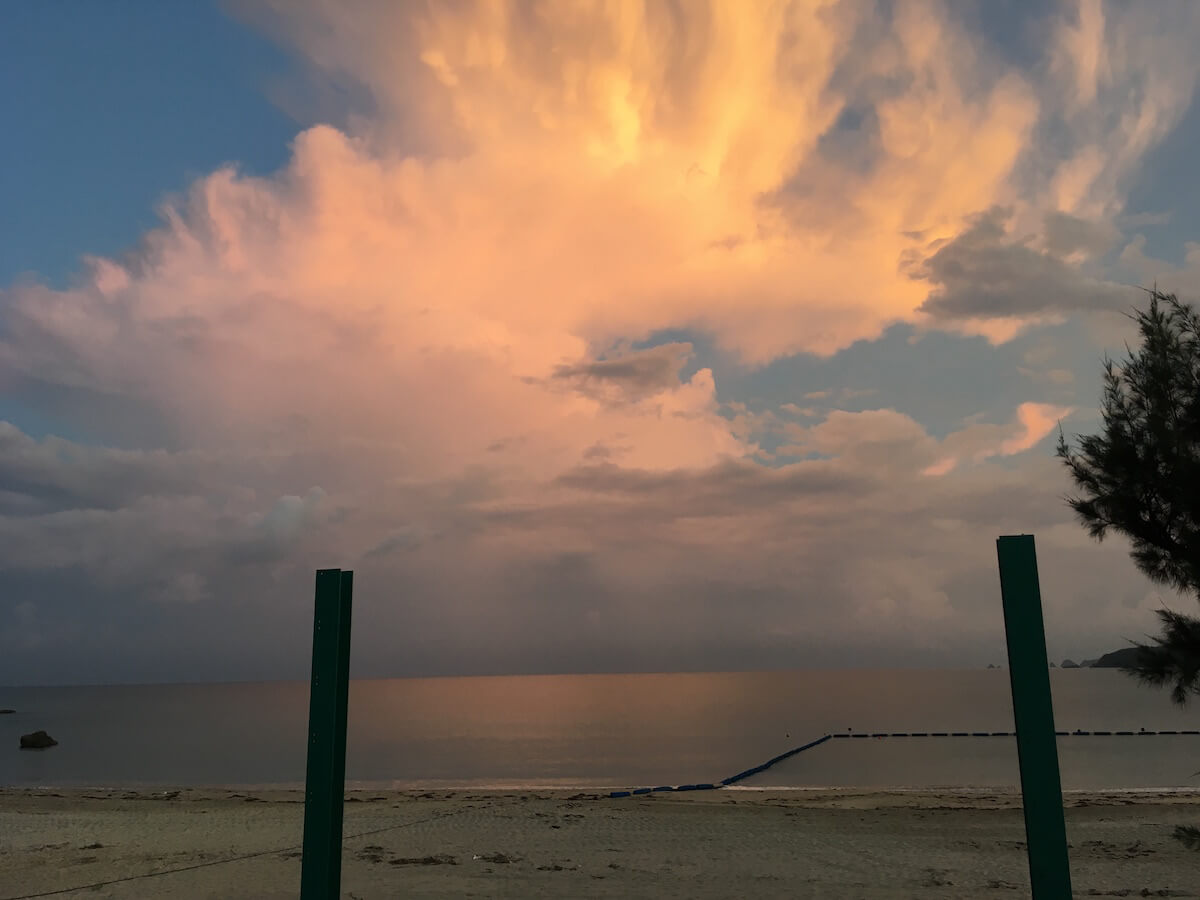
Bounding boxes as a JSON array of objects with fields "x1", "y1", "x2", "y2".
[{"x1": 2, "y1": 670, "x2": 1199, "y2": 791}]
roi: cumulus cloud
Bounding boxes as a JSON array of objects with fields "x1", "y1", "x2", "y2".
[
  {"x1": 3, "y1": 0, "x2": 1199, "y2": 681},
  {"x1": 772, "y1": 401, "x2": 1072, "y2": 476}
]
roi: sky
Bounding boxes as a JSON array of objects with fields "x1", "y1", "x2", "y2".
[{"x1": 3, "y1": 0, "x2": 1200, "y2": 686}]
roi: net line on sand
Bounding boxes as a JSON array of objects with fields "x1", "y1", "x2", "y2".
[{"x1": 0, "y1": 803, "x2": 488, "y2": 900}]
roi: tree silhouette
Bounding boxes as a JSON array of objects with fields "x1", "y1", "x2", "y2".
[{"x1": 1057, "y1": 289, "x2": 1200, "y2": 704}]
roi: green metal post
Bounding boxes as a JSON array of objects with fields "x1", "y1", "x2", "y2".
[
  {"x1": 301, "y1": 568, "x2": 354, "y2": 899},
  {"x1": 327, "y1": 571, "x2": 353, "y2": 873},
  {"x1": 996, "y1": 535, "x2": 1072, "y2": 899}
]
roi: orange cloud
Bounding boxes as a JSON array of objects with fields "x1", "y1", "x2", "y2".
[
  {"x1": 222, "y1": 0, "x2": 1058, "y2": 364},
  {"x1": 998, "y1": 402, "x2": 1074, "y2": 456},
  {"x1": 780, "y1": 402, "x2": 1072, "y2": 478}
]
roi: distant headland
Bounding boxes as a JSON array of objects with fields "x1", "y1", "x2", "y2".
[
  {"x1": 1051, "y1": 647, "x2": 1143, "y2": 669},
  {"x1": 987, "y1": 648, "x2": 1144, "y2": 670}
]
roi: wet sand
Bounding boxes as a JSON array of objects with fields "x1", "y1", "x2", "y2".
[{"x1": 1, "y1": 787, "x2": 1198, "y2": 898}]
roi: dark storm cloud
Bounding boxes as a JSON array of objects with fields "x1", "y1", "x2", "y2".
[
  {"x1": 918, "y1": 207, "x2": 1134, "y2": 319},
  {"x1": 548, "y1": 343, "x2": 694, "y2": 403},
  {"x1": 0, "y1": 422, "x2": 205, "y2": 515},
  {"x1": 555, "y1": 457, "x2": 870, "y2": 510}
]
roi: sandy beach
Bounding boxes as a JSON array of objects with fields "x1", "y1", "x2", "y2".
[{"x1": 1, "y1": 787, "x2": 1198, "y2": 898}]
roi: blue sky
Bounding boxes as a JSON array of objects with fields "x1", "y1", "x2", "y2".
[
  {"x1": 1123, "y1": 92, "x2": 1200, "y2": 263},
  {"x1": 2, "y1": 1, "x2": 1199, "y2": 684},
  {"x1": 0, "y1": 2, "x2": 297, "y2": 286}
]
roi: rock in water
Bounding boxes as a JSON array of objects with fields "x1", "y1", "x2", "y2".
[
  {"x1": 19, "y1": 730, "x2": 57, "y2": 750},
  {"x1": 0, "y1": 709, "x2": 14, "y2": 714}
]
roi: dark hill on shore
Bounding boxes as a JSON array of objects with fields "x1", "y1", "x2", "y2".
[{"x1": 1091, "y1": 647, "x2": 1143, "y2": 668}]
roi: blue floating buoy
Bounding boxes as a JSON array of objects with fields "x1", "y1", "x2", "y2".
[
  {"x1": 632, "y1": 788, "x2": 652, "y2": 795},
  {"x1": 610, "y1": 791, "x2": 631, "y2": 798},
  {"x1": 652, "y1": 785, "x2": 674, "y2": 792},
  {"x1": 910, "y1": 732, "x2": 928, "y2": 737}
]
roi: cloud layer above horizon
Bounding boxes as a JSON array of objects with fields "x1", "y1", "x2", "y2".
[{"x1": 4, "y1": 0, "x2": 1200, "y2": 684}]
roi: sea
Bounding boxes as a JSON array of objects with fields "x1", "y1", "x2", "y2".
[{"x1": 2, "y1": 669, "x2": 1199, "y2": 792}]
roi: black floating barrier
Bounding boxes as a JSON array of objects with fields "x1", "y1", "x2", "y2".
[
  {"x1": 715, "y1": 734, "x2": 834, "y2": 788},
  {"x1": 609, "y1": 728, "x2": 1200, "y2": 798}
]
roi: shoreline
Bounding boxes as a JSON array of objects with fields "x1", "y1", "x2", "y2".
[
  {"x1": 7, "y1": 782, "x2": 1200, "y2": 795},
  {"x1": 6, "y1": 784, "x2": 1200, "y2": 809},
  {"x1": 2, "y1": 787, "x2": 1198, "y2": 897}
]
